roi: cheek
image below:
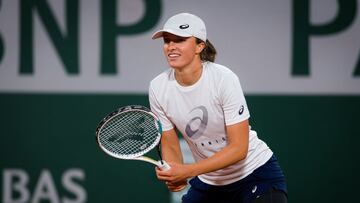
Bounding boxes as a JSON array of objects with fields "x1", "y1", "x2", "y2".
[
  {"x1": 163, "y1": 44, "x2": 168, "y2": 53},
  {"x1": 187, "y1": 46, "x2": 199, "y2": 57}
]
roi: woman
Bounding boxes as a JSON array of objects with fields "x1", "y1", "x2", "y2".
[{"x1": 149, "y1": 13, "x2": 287, "y2": 203}]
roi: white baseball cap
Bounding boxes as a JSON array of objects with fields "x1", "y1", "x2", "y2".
[{"x1": 152, "y1": 13, "x2": 207, "y2": 42}]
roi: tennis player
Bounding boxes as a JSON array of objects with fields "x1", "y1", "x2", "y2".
[{"x1": 149, "y1": 13, "x2": 287, "y2": 203}]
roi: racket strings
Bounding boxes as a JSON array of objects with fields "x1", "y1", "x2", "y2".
[{"x1": 98, "y1": 111, "x2": 160, "y2": 158}]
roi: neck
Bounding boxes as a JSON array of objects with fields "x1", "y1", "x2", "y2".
[{"x1": 175, "y1": 62, "x2": 203, "y2": 86}]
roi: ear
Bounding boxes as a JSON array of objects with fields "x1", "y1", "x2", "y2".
[{"x1": 195, "y1": 42, "x2": 206, "y2": 54}]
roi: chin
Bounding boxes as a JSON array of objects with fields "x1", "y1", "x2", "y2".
[{"x1": 168, "y1": 61, "x2": 182, "y2": 69}]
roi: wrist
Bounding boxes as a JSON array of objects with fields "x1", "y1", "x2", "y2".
[{"x1": 187, "y1": 163, "x2": 201, "y2": 177}]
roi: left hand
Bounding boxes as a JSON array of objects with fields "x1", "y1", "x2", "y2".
[
  {"x1": 155, "y1": 162, "x2": 193, "y2": 188},
  {"x1": 165, "y1": 180, "x2": 188, "y2": 192}
]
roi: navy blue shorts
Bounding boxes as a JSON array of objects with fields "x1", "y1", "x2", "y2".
[{"x1": 182, "y1": 155, "x2": 287, "y2": 203}]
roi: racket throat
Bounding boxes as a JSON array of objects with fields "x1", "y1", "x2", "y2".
[{"x1": 133, "y1": 156, "x2": 161, "y2": 167}]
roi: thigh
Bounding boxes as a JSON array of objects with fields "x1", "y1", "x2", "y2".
[
  {"x1": 182, "y1": 186, "x2": 215, "y2": 203},
  {"x1": 251, "y1": 188, "x2": 287, "y2": 203}
]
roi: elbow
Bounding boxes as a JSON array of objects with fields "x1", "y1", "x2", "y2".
[
  {"x1": 238, "y1": 150, "x2": 248, "y2": 161},
  {"x1": 236, "y1": 145, "x2": 248, "y2": 161}
]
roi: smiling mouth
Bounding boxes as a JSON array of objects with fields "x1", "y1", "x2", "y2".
[{"x1": 168, "y1": 53, "x2": 180, "y2": 59}]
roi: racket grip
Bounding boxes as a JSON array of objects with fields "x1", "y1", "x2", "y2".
[{"x1": 158, "y1": 160, "x2": 171, "y2": 171}]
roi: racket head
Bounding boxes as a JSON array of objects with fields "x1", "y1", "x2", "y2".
[{"x1": 96, "y1": 105, "x2": 163, "y2": 160}]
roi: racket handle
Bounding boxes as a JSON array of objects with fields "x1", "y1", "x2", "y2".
[{"x1": 158, "y1": 160, "x2": 171, "y2": 171}]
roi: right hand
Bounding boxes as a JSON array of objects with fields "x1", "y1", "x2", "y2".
[{"x1": 165, "y1": 180, "x2": 187, "y2": 192}]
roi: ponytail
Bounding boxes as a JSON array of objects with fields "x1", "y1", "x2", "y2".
[{"x1": 196, "y1": 38, "x2": 217, "y2": 62}]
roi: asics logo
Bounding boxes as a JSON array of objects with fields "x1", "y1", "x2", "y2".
[
  {"x1": 239, "y1": 105, "x2": 244, "y2": 115},
  {"x1": 179, "y1": 24, "x2": 189, "y2": 29},
  {"x1": 185, "y1": 106, "x2": 208, "y2": 139}
]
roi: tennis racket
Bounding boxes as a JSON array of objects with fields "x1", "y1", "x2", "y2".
[{"x1": 96, "y1": 105, "x2": 170, "y2": 170}]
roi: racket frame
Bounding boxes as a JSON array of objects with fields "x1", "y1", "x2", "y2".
[{"x1": 96, "y1": 105, "x2": 165, "y2": 167}]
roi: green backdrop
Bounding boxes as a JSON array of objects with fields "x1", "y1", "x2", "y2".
[{"x1": 1, "y1": 94, "x2": 359, "y2": 202}]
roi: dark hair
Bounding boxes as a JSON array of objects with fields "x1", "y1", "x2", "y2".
[{"x1": 196, "y1": 38, "x2": 217, "y2": 62}]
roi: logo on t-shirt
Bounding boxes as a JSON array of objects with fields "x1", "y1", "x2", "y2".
[
  {"x1": 185, "y1": 106, "x2": 208, "y2": 139},
  {"x1": 239, "y1": 105, "x2": 244, "y2": 115}
]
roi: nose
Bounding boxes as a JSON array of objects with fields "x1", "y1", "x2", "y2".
[
  {"x1": 168, "y1": 40, "x2": 176, "y2": 47},
  {"x1": 167, "y1": 41, "x2": 176, "y2": 50}
]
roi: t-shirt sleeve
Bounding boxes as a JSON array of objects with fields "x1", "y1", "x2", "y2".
[
  {"x1": 220, "y1": 72, "x2": 250, "y2": 125},
  {"x1": 148, "y1": 83, "x2": 174, "y2": 131}
]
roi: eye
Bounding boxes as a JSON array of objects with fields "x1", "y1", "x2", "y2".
[
  {"x1": 163, "y1": 36, "x2": 187, "y2": 44},
  {"x1": 163, "y1": 38, "x2": 170, "y2": 44},
  {"x1": 176, "y1": 38, "x2": 186, "y2": 43}
]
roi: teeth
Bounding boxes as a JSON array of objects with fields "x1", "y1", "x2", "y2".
[{"x1": 168, "y1": 53, "x2": 180, "y2": 58}]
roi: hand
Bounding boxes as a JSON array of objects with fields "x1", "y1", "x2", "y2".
[
  {"x1": 165, "y1": 180, "x2": 187, "y2": 192},
  {"x1": 155, "y1": 162, "x2": 193, "y2": 191}
]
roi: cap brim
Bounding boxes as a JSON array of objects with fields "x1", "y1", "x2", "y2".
[{"x1": 151, "y1": 29, "x2": 192, "y2": 39}]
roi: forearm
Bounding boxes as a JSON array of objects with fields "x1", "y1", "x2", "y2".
[
  {"x1": 188, "y1": 120, "x2": 249, "y2": 177},
  {"x1": 161, "y1": 129, "x2": 183, "y2": 164},
  {"x1": 189, "y1": 142, "x2": 247, "y2": 177},
  {"x1": 156, "y1": 121, "x2": 249, "y2": 185},
  {"x1": 162, "y1": 141, "x2": 183, "y2": 164}
]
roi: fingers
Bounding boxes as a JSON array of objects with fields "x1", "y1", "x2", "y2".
[
  {"x1": 165, "y1": 181, "x2": 187, "y2": 192},
  {"x1": 154, "y1": 162, "x2": 188, "y2": 186},
  {"x1": 170, "y1": 184, "x2": 187, "y2": 192},
  {"x1": 155, "y1": 166, "x2": 172, "y2": 180},
  {"x1": 157, "y1": 172, "x2": 187, "y2": 192}
]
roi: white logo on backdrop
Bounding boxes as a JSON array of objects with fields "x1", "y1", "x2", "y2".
[{"x1": 0, "y1": 0, "x2": 359, "y2": 94}]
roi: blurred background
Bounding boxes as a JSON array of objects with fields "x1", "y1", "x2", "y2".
[{"x1": 1, "y1": 0, "x2": 359, "y2": 202}]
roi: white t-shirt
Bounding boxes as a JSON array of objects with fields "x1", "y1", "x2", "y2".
[{"x1": 149, "y1": 62, "x2": 273, "y2": 185}]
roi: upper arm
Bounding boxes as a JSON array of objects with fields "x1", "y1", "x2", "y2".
[
  {"x1": 220, "y1": 72, "x2": 250, "y2": 126},
  {"x1": 149, "y1": 82, "x2": 174, "y2": 131},
  {"x1": 225, "y1": 119, "x2": 249, "y2": 159}
]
